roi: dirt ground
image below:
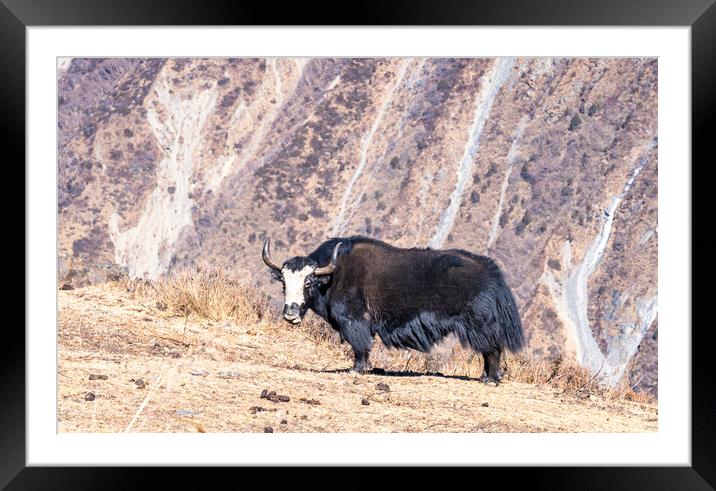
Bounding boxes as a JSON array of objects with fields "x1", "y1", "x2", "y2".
[{"x1": 58, "y1": 284, "x2": 658, "y2": 433}]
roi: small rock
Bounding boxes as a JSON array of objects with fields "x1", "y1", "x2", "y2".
[
  {"x1": 84, "y1": 392, "x2": 95, "y2": 401},
  {"x1": 281, "y1": 419, "x2": 288, "y2": 424},
  {"x1": 300, "y1": 415, "x2": 308, "y2": 420},
  {"x1": 155, "y1": 301, "x2": 167, "y2": 311},
  {"x1": 135, "y1": 379, "x2": 146, "y2": 389},
  {"x1": 264, "y1": 427, "x2": 274, "y2": 433},
  {"x1": 176, "y1": 409, "x2": 195, "y2": 416},
  {"x1": 376, "y1": 382, "x2": 390, "y2": 392},
  {"x1": 88, "y1": 374, "x2": 108, "y2": 380},
  {"x1": 260, "y1": 390, "x2": 289, "y2": 402},
  {"x1": 217, "y1": 371, "x2": 240, "y2": 379},
  {"x1": 249, "y1": 406, "x2": 266, "y2": 414},
  {"x1": 59, "y1": 283, "x2": 74, "y2": 291},
  {"x1": 300, "y1": 398, "x2": 321, "y2": 405},
  {"x1": 189, "y1": 369, "x2": 209, "y2": 377},
  {"x1": 481, "y1": 402, "x2": 489, "y2": 407},
  {"x1": 361, "y1": 398, "x2": 370, "y2": 406}
]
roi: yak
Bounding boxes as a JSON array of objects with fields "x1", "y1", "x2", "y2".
[{"x1": 262, "y1": 236, "x2": 524, "y2": 382}]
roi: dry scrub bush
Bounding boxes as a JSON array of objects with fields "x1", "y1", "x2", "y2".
[
  {"x1": 369, "y1": 341, "x2": 651, "y2": 403},
  {"x1": 136, "y1": 266, "x2": 275, "y2": 325},
  {"x1": 504, "y1": 353, "x2": 653, "y2": 403},
  {"x1": 368, "y1": 336, "x2": 651, "y2": 402}
]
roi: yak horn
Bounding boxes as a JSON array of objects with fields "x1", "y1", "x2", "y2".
[
  {"x1": 314, "y1": 242, "x2": 342, "y2": 276},
  {"x1": 262, "y1": 238, "x2": 282, "y2": 271}
]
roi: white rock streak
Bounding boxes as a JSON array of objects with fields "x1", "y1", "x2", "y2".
[
  {"x1": 207, "y1": 58, "x2": 304, "y2": 191},
  {"x1": 109, "y1": 78, "x2": 217, "y2": 280},
  {"x1": 293, "y1": 57, "x2": 309, "y2": 75},
  {"x1": 341, "y1": 59, "x2": 428, "y2": 230},
  {"x1": 331, "y1": 60, "x2": 411, "y2": 236},
  {"x1": 542, "y1": 139, "x2": 657, "y2": 385},
  {"x1": 486, "y1": 115, "x2": 529, "y2": 250},
  {"x1": 428, "y1": 58, "x2": 515, "y2": 248}
]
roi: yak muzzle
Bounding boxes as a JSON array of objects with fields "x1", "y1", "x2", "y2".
[{"x1": 283, "y1": 303, "x2": 302, "y2": 324}]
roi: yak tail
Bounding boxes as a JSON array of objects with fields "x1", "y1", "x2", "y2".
[{"x1": 494, "y1": 281, "x2": 524, "y2": 352}]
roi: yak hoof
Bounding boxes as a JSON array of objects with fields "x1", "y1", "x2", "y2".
[
  {"x1": 352, "y1": 363, "x2": 372, "y2": 374},
  {"x1": 480, "y1": 373, "x2": 502, "y2": 385}
]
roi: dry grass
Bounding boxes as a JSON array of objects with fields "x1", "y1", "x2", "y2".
[
  {"x1": 139, "y1": 266, "x2": 274, "y2": 324},
  {"x1": 118, "y1": 266, "x2": 652, "y2": 404}
]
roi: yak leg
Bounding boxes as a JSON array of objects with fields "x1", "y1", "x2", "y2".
[
  {"x1": 481, "y1": 348, "x2": 503, "y2": 383},
  {"x1": 481, "y1": 352, "x2": 491, "y2": 380},
  {"x1": 341, "y1": 320, "x2": 374, "y2": 374}
]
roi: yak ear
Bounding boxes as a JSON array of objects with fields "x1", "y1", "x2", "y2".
[{"x1": 270, "y1": 269, "x2": 282, "y2": 281}]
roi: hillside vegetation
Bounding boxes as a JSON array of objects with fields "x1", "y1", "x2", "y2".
[{"x1": 58, "y1": 268, "x2": 656, "y2": 433}]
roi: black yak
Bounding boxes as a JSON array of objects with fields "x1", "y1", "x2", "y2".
[{"x1": 262, "y1": 236, "x2": 524, "y2": 382}]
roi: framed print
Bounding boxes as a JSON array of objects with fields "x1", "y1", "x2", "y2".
[{"x1": 6, "y1": 0, "x2": 713, "y2": 488}]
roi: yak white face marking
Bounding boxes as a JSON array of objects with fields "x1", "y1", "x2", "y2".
[{"x1": 281, "y1": 265, "x2": 314, "y2": 322}]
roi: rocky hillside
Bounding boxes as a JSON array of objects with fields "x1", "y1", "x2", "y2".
[{"x1": 57, "y1": 57, "x2": 658, "y2": 395}]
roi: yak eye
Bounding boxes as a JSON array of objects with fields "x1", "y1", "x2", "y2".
[{"x1": 304, "y1": 279, "x2": 312, "y2": 288}]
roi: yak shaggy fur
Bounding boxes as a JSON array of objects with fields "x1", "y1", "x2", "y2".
[{"x1": 271, "y1": 236, "x2": 524, "y2": 382}]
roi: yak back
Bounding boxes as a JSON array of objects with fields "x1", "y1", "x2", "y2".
[{"x1": 309, "y1": 236, "x2": 503, "y2": 322}]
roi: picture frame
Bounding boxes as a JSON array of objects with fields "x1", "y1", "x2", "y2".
[{"x1": 5, "y1": 0, "x2": 711, "y2": 487}]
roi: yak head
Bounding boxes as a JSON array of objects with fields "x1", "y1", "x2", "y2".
[{"x1": 262, "y1": 239, "x2": 342, "y2": 324}]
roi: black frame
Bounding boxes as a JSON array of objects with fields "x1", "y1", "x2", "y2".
[{"x1": 4, "y1": 0, "x2": 712, "y2": 488}]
